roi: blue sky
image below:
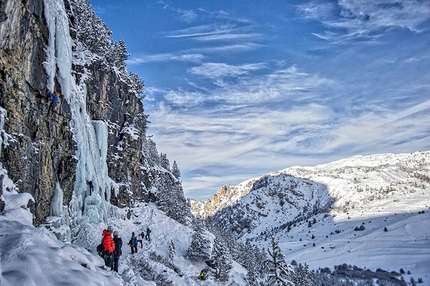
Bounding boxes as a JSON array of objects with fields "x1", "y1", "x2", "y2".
[{"x1": 89, "y1": 0, "x2": 430, "y2": 200}]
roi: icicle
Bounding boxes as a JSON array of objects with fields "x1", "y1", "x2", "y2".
[
  {"x1": 50, "y1": 182, "x2": 63, "y2": 217},
  {"x1": 43, "y1": 0, "x2": 56, "y2": 91},
  {"x1": 43, "y1": 0, "x2": 72, "y2": 95},
  {"x1": 0, "y1": 107, "x2": 6, "y2": 158}
]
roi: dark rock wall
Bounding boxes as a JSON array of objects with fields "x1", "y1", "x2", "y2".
[
  {"x1": 84, "y1": 63, "x2": 151, "y2": 206},
  {"x1": 0, "y1": 0, "x2": 77, "y2": 225},
  {"x1": 1, "y1": 0, "x2": 192, "y2": 228}
]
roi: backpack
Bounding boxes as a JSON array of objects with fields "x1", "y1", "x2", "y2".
[{"x1": 97, "y1": 243, "x2": 104, "y2": 253}]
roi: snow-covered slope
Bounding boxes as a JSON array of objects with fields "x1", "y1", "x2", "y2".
[
  {"x1": 204, "y1": 151, "x2": 430, "y2": 279},
  {"x1": 0, "y1": 165, "x2": 248, "y2": 285}
]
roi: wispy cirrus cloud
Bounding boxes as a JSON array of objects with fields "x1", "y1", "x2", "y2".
[
  {"x1": 298, "y1": 0, "x2": 430, "y2": 42},
  {"x1": 166, "y1": 23, "x2": 264, "y2": 42},
  {"x1": 146, "y1": 63, "x2": 335, "y2": 111},
  {"x1": 324, "y1": 99, "x2": 430, "y2": 154},
  {"x1": 147, "y1": 63, "x2": 336, "y2": 109},
  {"x1": 207, "y1": 65, "x2": 336, "y2": 105},
  {"x1": 127, "y1": 53, "x2": 204, "y2": 64},
  {"x1": 177, "y1": 8, "x2": 198, "y2": 22},
  {"x1": 190, "y1": 43, "x2": 264, "y2": 54},
  {"x1": 165, "y1": 23, "x2": 237, "y2": 38},
  {"x1": 160, "y1": 2, "x2": 198, "y2": 23},
  {"x1": 188, "y1": 62, "x2": 267, "y2": 79}
]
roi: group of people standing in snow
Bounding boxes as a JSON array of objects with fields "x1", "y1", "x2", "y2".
[
  {"x1": 98, "y1": 226, "x2": 122, "y2": 272},
  {"x1": 97, "y1": 226, "x2": 151, "y2": 272},
  {"x1": 128, "y1": 227, "x2": 151, "y2": 254}
]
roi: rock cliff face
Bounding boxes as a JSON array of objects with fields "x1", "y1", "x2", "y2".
[
  {"x1": 189, "y1": 179, "x2": 258, "y2": 219},
  {"x1": 0, "y1": 0, "x2": 191, "y2": 228},
  {"x1": 0, "y1": 0, "x2": 76, "y2": 225}
]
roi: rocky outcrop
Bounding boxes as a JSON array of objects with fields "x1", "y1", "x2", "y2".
[
  {"x1": 0, "y1": 0, "x2": 191, "y2": 227},
  {"x1": 189, "y1": 179, "x2": 258, "y2": 219},
  {"x1": 0, "y1": 0, "x2": 77, "y2": 225},
  {"x1": 84, "y1": 62, "x2": 150, "y2": 206}
]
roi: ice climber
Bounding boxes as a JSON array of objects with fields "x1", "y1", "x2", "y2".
[{"x1": 46, "y1": 85, "x2": 60, "y2": 117}]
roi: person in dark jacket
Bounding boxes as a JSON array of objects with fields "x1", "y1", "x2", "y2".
[
  {"x1": 101, "y1": 226, "x2": 115, "y2": 268},
  {"x1": 112, "y1": 231, "x2": 122, "y2": 272},
  {"x1": 145, "y1": 227, "x2": 151, "y2": 242},
  {"x1": 138, "y1": 232, "x2": 144, "y2": 248},
  {"x1": 129, "y1": 232, "x2": 138, "y2": 254}
]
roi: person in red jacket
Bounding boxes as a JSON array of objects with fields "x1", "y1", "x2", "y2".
[{"x1": 101, "y1": 226, "x2": 115, "y2": 268}]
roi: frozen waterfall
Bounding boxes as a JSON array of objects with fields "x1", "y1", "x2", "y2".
[{"x1": 43, "y1": 0, "x2": 117, "y2": 238}]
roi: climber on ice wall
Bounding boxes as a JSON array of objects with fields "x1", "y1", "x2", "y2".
[{"x1": 46, "y1": 84, "x2": 61, "y2": 117}]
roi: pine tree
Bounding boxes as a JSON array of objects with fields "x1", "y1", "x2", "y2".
[
  {"x1": 127, "y1": 71, "x2": 145, "y2": 98},
  {"x1": 171, "y1": 161, "x2": 181, "y2": 179},
  {"x1": 145, "y1": 136, "x2": 160, "y2": 166},
  {"x1": 292, "y1": 263, "x2": 315, "y2": 286},
  {"x1": 244, "y1": 242, "x2": 261, "y2": 286},
  {"x1": 108, "y1": 39, "x2": 129, "y2": 72},
  {"x1": 213, "y1": 235, "x2": 233, "y2": 282},
  {"x1": 160, "y1": 152, "x2": 170, "y2": 171},
  {"x1": 186, "y1": 222, "x2": 214, "y2": 261},
  {"x1": 168, "y1": 240, "x2": 176, "y2": 264},
  {"x1": 68, "y1": 0, "x2": 146, "y2": 100},
  {"x1": 265, "y1": 234, "x2": 294, "y2": 286},
  {"x1": 154, "y1": 172, "x2": 191, "y2": 226},
  {"x1": 68, "y1": 0, "x2": 113, "y2": 60}
]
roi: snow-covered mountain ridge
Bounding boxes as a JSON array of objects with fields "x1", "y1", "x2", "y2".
[
  {"x1": 188, "y1": 177, "x2": 259, "y2": 219},
  {"x1": 198, "y1": 151, "x2": 430, "y2": 278},
  {"x1": 191, "y1": 151, "x2": 430, "y2": 222}
]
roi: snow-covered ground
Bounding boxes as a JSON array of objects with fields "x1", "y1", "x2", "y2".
[
  {"x1": 277, "y1": 198, "x2": 430, "y2": 281},
  {"x1": 279, "y1": 152, "x2": 430, "y2": 280},
  {"x1": 1, "y1": 163, "x2": 249, "y2": 285}
]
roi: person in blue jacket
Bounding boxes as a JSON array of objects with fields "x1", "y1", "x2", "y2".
[
  {"x1": 46, "y1": 84, "x2": 60, "y2": 117},
  {"x1": 129, "y1": 232, "x2": 138, "y2": 254}
]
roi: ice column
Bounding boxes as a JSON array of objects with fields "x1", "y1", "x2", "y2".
[
  {"x1": 43, "y1": 0, "x2": 116, "y2": 235},
  {"x1": 0, "y1": 107, "x2": 6, "y2": 158}
]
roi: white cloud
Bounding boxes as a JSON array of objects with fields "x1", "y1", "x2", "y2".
[
  {"x1": 189, "y1": 43, "x2": 264, "y2": 54},
  {"x1": 148, "y1": 101, "x2": 334, "y2": 171},
  {"x1": 323, "y1": 100, "x2": 430, "y2": 154},
  {"x1": 178, "y1": 9, "x2": 197, "y2": 22},
  {"x1": 188, "y1": 62, "x2": 266, "y2": 79},
  {"x1": 299, "y1": 0, "x2": 430, "y2": 42},
  {"x1": 127, "y1": 53, "x2": 204, "y2": 64},
  {"x1": 165, "y1": 23, "x2": 237, "y2": 39},
  {"x1": 163, "y1": 90, "x2": 206, "y2": 108},
  {"x1": 194, "y1": 33, "x2": 264, "y2": 42},
  {"x1": 146, "y1": 64, "x2": 336, "y2": 114}
]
